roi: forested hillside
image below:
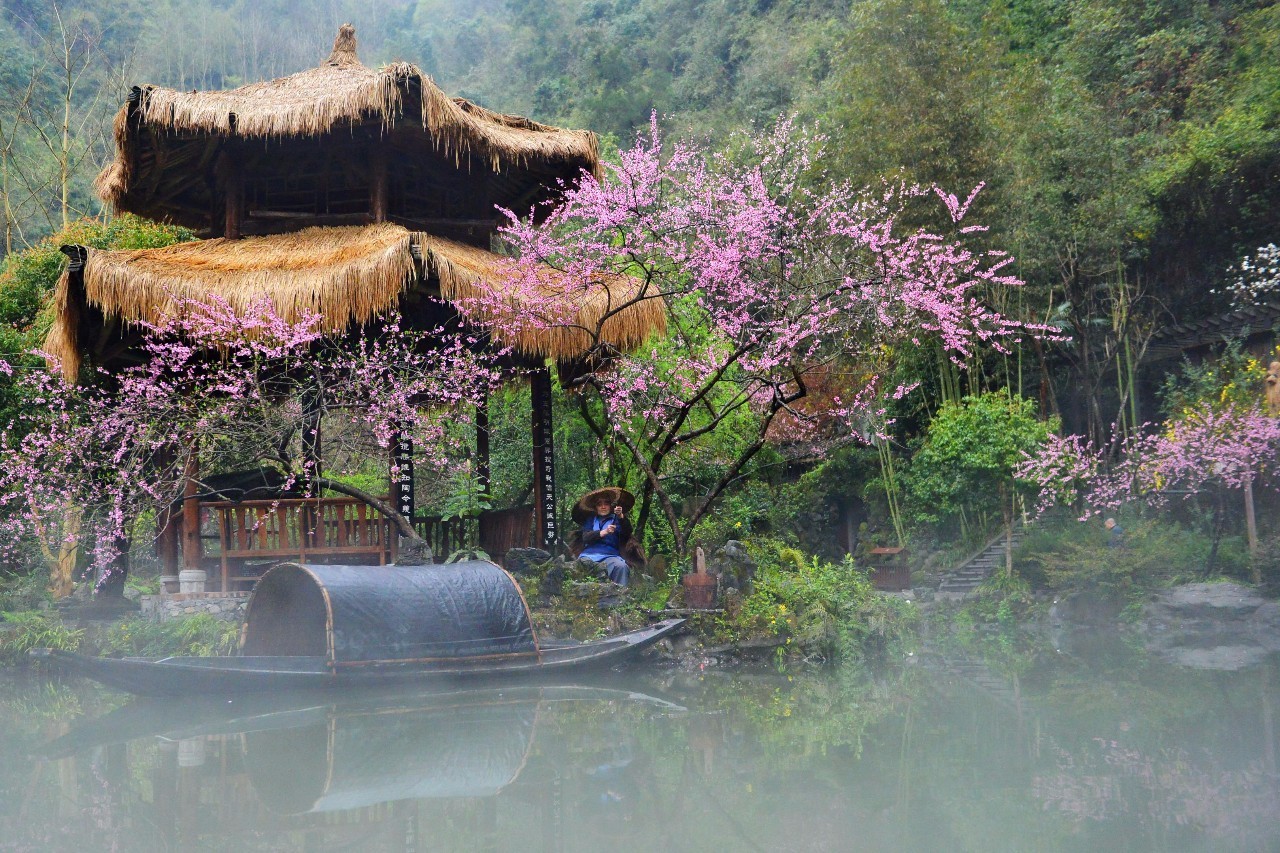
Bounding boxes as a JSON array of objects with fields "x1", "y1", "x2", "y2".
[
  {"x1": 3, "y1": 0, "x2": 1276, "y2": 299},
  {"x1": 1, "y1": 0, "x2": 1278, "y2": 434}
]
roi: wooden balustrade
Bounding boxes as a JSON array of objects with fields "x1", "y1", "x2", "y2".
[
  {"x1": 411, "y1": 515, "x2": 474, "y2": 560},
  {"x1": 411, "y1": 505, "x2": 533, "y2": 563},
  {"x1": 202, "y1": 497, "x2": 394, "y2": 592},
  {"x1": 195, "y1": 499, "x2": 536, "y2": 593}
]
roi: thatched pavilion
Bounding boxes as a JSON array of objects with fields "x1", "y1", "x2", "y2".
[{"x1": 48, "y1": 26, "x2": 664, "y2": 591}]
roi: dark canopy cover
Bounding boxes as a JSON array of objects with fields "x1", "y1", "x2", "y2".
[{"x1": 242, "y1": 562, "x2": 537, "y2": 665}]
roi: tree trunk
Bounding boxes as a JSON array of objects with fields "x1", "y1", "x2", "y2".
[
  {"x1": 1002, "y1": 483, "x2": 1013, "y2": 577},
  {"x1": 50, "y1": 507, "x2": 81, "y2": 599},
  {"x1": 1244, "y1": 476, "x2": 1259, "y2": 584}
]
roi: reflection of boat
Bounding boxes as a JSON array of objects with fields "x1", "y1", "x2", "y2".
[
  {"x1": 38, "y1": 683, "x2": 684, "y2": 758},
  {"x1": 40, "y1": 684, "x2": 685, "y2": 816},
  {"x1": 38, "y1": 562, "x2": 683, "y2": 696}
]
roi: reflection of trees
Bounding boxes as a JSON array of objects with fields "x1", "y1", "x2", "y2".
[
  {"x1": 5, "y1": 655, "x2": 1279, "y2": 850},
  {"x1": 1034, "y1": 739, "x2": 1280, "y2": 843}
]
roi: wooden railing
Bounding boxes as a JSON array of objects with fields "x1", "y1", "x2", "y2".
[
  {"x1": 411, "y1": 515, "x2": 474, "y2": 560},
  {"x1": 195, "y1": 500, "x2": 536, "y2": 593},
  {"x1": 201, "y1": 497, "x2": 394, "y2": 592},
  {"x1": 411, "y1": 505, "x2": 533, "y2": 563}
]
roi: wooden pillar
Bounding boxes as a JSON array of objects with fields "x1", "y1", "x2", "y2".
[
  {"x1": 530, "y1": 367, "x2": 558, "y2": 549},
  {"x1": 476, "y1": 390, "x2": 491, "y2": 495},
  {"x1": 156, "y1": 511, "x2": 179, "y2": 576},
  {"x1": 301, "y1": 384, "x2": 323, "y2": 491},
  {"x1": 155, "y1": 447, "x2": 180, "y2": 576},
  {"x1": 216, "y1": 143, "x2": 243, "y2": 239},
  {"x1": 182, "y1": 451, "x2": 202, "y2": 572},
  {"x1": 393, "y1": 430, "x2": 415, "y2": 523},
  {"x1": 370, "y1": 140, "x2": 389, "y2": 223}
]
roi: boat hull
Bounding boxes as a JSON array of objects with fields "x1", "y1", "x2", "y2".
[{"x1": 36, "y1": 618, "x2": 684, "y2": 697}]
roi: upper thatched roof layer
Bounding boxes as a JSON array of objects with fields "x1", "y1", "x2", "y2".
[
  {"x1": 45, "y1": 224, "x2": 665, "y2": 381},
  {"x1": 95, "y1": 25, "x2": 600, "y2": 220}
]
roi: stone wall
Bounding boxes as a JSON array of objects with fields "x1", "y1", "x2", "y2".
[{"x1": 140, "y1": 591, "x2": 249, "y2": 623}]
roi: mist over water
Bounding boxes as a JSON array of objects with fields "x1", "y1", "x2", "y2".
[{"x1": 3, "y1": 639, "x2": 1277, "y2": 852}]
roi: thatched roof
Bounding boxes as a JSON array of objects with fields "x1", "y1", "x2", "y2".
[
  {"x1": 45, "y1": 224, "x2": 665, "y2": 381},
  {"x1": 96, "y1": 25, "x2": 600, "y2": 233}
]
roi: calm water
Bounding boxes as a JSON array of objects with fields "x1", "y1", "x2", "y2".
[{"x1": 2, "y1": 638, "x2": 1278, "y2": 852}]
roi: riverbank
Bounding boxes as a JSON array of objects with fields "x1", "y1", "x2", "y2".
[{"x1": 4, "y1": 540, "x2": 1279, "y2": 677}]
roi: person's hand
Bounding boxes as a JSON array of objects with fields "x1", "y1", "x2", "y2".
[
  {"x1": 613, "y1": 507, "x2": 625, "y2": 520},
  {"x1": 603, "y1": 522, "x2": 617, "y2": 536}
]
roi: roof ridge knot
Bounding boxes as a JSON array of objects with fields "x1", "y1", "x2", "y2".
[{"x1": 325, "y1": 24, "x2": 359, "y2": 67}]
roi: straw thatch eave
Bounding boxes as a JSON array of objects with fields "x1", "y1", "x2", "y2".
[
  {"x1": 44, "y1": 224, "x2": 665, "y2": 382},
  {"x1": 95, "y1": 26, "x2": 600, "y2": 228}
]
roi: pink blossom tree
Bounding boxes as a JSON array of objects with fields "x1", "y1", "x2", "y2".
[
  {"x1": 470, "y1": 116, "x2": 1045, "y2": 556},
  {"x1": 0, "y1": 295, "x2": 503, "y2": 594},
  {"x1": 1019, "y1": 401, "x2": 1280, "y2": 577}
]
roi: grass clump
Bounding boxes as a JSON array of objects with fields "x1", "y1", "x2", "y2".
[
  {"x1": 0, "y1": 610, "x2": 84, "y2": 661},
  {"x1": 101, "y1": 614, "x2": 240, "y2": 658}
]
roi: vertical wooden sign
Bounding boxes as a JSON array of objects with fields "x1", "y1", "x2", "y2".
[
  {"x1": 393, "y1": 430, "x2": 414, "y2": 522},
  {"x1": 530, "y1": 367, "x2": 558, "y2": 549}
]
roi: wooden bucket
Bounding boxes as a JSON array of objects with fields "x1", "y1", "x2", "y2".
[{"x1": 682, "y1": 572, "x2": 717, "y2": 609}]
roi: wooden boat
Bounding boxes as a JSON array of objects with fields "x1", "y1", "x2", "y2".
[{"x1": 37, "y1": 561, "x2": 684, "y2": 697}]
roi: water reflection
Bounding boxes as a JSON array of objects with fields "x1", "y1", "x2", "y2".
[{"x1": 4, "y1": 643, "x2": 1279, "y2": 852}]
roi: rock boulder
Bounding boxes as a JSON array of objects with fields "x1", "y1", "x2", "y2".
[{"x1": 709, "y1": 540, "x2": 757, "y2": 593}]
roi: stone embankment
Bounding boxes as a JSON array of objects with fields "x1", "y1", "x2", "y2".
[
  {"x1": 1051, "y1": 582, "x2": 1280, "y2": 670},
  {"x1": 139, "y1": 591, "x2": 249, "y2": 622}
]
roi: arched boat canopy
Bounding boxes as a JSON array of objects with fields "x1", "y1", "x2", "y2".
[{"x1": 241, "y1": 562, "x2": 537, "y2": 666}]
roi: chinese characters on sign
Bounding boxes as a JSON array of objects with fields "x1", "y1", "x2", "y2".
[
  {"x1": 393, "y1": 431, "x2": 414, "y2": 521},
  {"x1": 531, "y1": 368, "x2": 557, "y2": 548}
]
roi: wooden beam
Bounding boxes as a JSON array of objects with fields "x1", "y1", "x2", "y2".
[
  {"x1": 215, "y1": 145, "x2": 243, "y2": 239},
  {"x1": 476, "y1": 390, "x2": 490, "y2": 495},
  {"x1": 530, "y1": 367, "x2": 558, "y2": 549},
  {"x1": 370, "y1": 140, "x2": 389, "y2": 222},
  {"x1": 182, "y1": 450, "x2": 201, "y2": 572},
  {"x1": 238, "y1": 212, "x2": 373, "y2": 237}
]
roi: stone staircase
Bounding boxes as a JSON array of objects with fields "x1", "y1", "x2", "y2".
[{"x1": 937, "y1": 529, "x2": 1023, "y2": 598}]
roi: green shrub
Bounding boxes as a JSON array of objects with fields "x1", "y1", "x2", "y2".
[
  {"x1": 736, "y1": 554, "x2": 918, "y2": 664},
  {"x1": 0, "y1": 611, "x2": 84, "y2": 660},
  {"x1": 0, "y1": 571, "x2": 53, "y2": 612},
  {"x1": 101, "y1": 614, "x2": 240, "y2": 658},
  {"x1": 1017, "y1": 516, "x2": 1223, "y2": 592}
]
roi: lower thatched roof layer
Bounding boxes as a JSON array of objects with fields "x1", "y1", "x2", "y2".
[{"x1": 45, "y1": 224, "x2": 665, "y2": 381}]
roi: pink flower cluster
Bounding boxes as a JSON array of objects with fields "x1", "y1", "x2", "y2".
[
  {"x1": 0, "y1": 294, "x2": 503, "y2": 580},
  {"x1": 1019, "y1": 402, "x2": 1280, "y2": 517},
  {"x1": 470, "y1": 115, "x2": 1048, "y2": 446}
]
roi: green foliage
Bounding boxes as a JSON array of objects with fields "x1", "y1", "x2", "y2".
[
  {"x1": 101, "y1": 614, "x2": 240, "y2": 658},
  {"x1": 734, "y1": 554, "x2": 918, "y2": 664},
  {"x1": 439, "y1": 470, "x2": 493, "y2": 521},
  {"x1": 1016, "y1": 516, "x2": 1240, "y2": 592},
  {"x1": 0, "y1": 569, "x2": 51, "y2": 612},
  {"x1": 0, "y1": 610, "x2": 84, "y2": 659},
  {"x1": 1158, "y1": 343, "x2": 1273, "y2": 418},
  {"x1": 902, "y1": 392, "x2": 1055, "y2": 537}
]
